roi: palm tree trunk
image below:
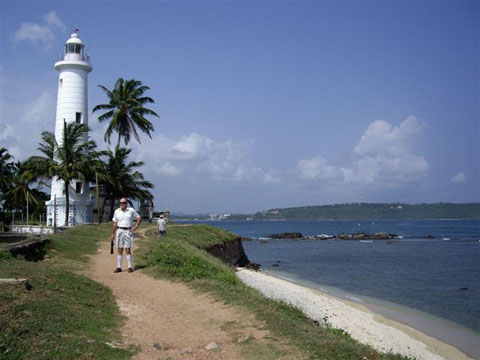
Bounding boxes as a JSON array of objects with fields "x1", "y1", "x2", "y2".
[
  {"x1": 64, "y1": 180, "x2": 69, "y2": 226},
  {"x1": 109, "y1": 193, "x2": 115, "y2": 222},
  {"x1": 99, "y1": 195, "x2": 108, "y2": 224},
  {"x1": 117, "y1": 133, "x2": 121, "y2": 148}
]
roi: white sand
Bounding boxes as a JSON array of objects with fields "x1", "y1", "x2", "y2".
[{"x1": 236, "y1": 269, "x2": 473, "y2": 360}]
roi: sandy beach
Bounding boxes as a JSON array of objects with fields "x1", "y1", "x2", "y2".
[{"x1": 236, "y1": 268, "x2": 474, "y2": 360}]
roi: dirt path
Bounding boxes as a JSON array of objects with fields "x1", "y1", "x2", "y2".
[{"x1": 85, "y1": 232, "x2": 279, "y2": 360}]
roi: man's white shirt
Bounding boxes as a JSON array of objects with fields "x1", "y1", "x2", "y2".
[
  {"x1": 112, "y1": 208, "x2": 140, "y2": 227},
  {"x1": 157, "y1": 218, "x2": 166, "y2": 231}
]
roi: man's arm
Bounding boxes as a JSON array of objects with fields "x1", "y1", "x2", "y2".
[
  {"x1": 131, "y1": 217, "x2": 142, "y2": 232},
  {"x1": 110, "y1": 221, "x2": 118, "y2": 240}
]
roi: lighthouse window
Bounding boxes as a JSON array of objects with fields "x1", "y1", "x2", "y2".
[
  {"x1": 74, "y1": 44, "x2": 81, "y2": 54},
  {"x1": 76, "y1": 112, "x2": 82, "y2": 124},
  {"x1": 75, "y1": 182, "x2": 82, "y2": 194},
  {"x1": 68, "y1": 44, "x2": 75, "y2": 53}
]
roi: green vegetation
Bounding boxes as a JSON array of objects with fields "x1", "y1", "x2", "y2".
[
  {"x1": 254, "y1": 203, "x2": 480, "y2": 220},
  {"x1": 96, "y1": 146, "x2": 153, "y2": 222},
  {"x1": 24, "y1": 123, "x2": 101, "y2": 226},
  {"x1": 1, "y1": 76, "x2": 158, "y2": 228},
  {"x1": 137, "y1": 224, "x2": 409, "y2": 360},
  {"x1": 93, "y1": 78, "x2": 159, "y2": 147},
  {"x1": 171, "y1": 203, "x2": 480, "y2": 221},
  {"x1": 0, "y1": 222, "x2": 412, "y2": 359},
  {"x1": 0, "y1": 147, "x2": 48, "y2": 227},
  {"x1": 0, "y1": 225, "x2": 136, "y2": 359}
]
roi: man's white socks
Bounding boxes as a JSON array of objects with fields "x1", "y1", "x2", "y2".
[
  {"x1": 117, "y1": 255, "x2": 123, "y2": 268},
  {"x1": 126, "y1": 254, "x2": 133, "y2": 268}
]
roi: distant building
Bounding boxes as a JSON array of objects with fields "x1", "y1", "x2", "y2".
[
  {"x1": 89, "y1": 185, "x2": 117, "y2": 223},
  {"x1": 140, "y1": 200, "x2": 154, "y2": 220}
]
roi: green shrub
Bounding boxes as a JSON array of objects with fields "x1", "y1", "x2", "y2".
[{"x1": 138, "y1": 240, "x2": 238, "y2": 285}]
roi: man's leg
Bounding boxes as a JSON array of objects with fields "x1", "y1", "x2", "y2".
[
  {"x1": 115, "y1": 247, "x2": 124, "y2": 272},
  {"x1": 126, "y1": 248, "x2": 133, "y2": 272}
]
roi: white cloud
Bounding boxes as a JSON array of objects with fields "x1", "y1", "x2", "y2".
[
  {"x1": 451, "y1": 171, "x2": 466, "y2": 183},
  {"x1": 44, "y1": 11, "x2": 66, "y2": 31},
  {"x1": 297, "y1": 155, "x2": 340, "y2": 180},
  {"x1": 297, "y1": 116, "x2": 429, "y2": 188},
  {"x1": 22, "y1": 92, "x2": 54, "y2": 125},
  {"x1": 158, "y1": 162, "x2": 182, "y2": 176},
  {"x1": 354, "y1": 116, "x2": 425, "y2": 157},
  {"x1": 13, "y1": 11, "x2": 65, "y2": 51},
  {"x1": 131, "y1": 132, "x2": 280, "y2": 185},
  {"x1": 2, "y1": 92, "x2": 55, "y2": 160}
]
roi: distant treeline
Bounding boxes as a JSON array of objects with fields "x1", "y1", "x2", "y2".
[
  {"x1": 252, "y1": 203, "x2": 480, "y2": 220},
  {"x1": 172, "y1": 203, "x2": 480, "y2": 221}
]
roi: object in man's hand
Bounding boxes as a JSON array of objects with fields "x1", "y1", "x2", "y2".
[{"x1": 110, "y1": 240, "x2": 114, "y2": 254}]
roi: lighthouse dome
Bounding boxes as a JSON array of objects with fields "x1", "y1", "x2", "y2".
[
  {"x1": 66, "y1": 32, "x2": 84, "y2": 45},
  {"x1": 56, "y1": 31, "x2": 91, "y2": 71}
]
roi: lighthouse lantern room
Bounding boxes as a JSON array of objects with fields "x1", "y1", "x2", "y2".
[{"x1": 46, "y1": 31, "x2": 93, "y2": 227}]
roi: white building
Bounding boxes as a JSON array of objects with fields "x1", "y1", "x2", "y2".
[{"x1": 45, "y1": 31, "x2": 93, "y2": 227}]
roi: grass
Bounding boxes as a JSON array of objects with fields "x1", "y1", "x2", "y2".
[
  {"x1": 137, "y1": 223, "x2": 411, "y2": 360},
  {"x1": 0, "y1": 222, "x2": 412, "y2": 359},
  {"x1": 145, "y1": 223, "x2": 238, "y2": 248},
  {"x1": 0, "y1": 224, "x2": 136, "y2": 360}
]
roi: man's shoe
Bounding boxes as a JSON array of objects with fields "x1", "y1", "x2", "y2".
[
  {"x1": 127, "y1": 267, "x2": 134, "y2": 273},
  {"x1": 113, "y1": 267, "x2": 122, "y2": 273}
]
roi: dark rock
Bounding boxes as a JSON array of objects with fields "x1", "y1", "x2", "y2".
[
  {"x1": 246, "y1": 263, "x2": 261, "y2": 271},
  {"x1": 336, "y1": 232, "x2": 398, "y2": 240},
  {"x1": 425, "y1": 234, "x2": 435, "y2": 239},
  {"x1": 351, "y1": 233, "x2": 367, "y2": 240},
  {"x1": 270, "y1": 232, "x2": 303, "y2": 239},
  {"x1": 271, "y1": 264, "x2": 279, "y2": 267},
  {"x1": 4, "y1": 237, "x2": 50, "y2": 261},
  {"x1": 205, "y1": 237, "x2": 250, "y2": 267},
  {"x1": 459, "y1": 287, "x2": 469, "y2": 291}
]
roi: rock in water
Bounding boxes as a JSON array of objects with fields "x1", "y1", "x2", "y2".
[{"x1": 270, "y1": 232, "x2": 303, "y2": 239}]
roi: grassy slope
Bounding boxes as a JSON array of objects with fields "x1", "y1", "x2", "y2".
[
  {"x1": 0, "y1": 224, "x2": 136, "y2": 360},
  {"x1": 1, "y1": 223, "x2": 411, "y2": 359},
  {"x1": 138, "y1": 223, "x2": 410, "y2": 360}
]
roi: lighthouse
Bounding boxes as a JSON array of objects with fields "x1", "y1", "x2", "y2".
[{"x1": 46, "y1": 31, "x2": 93, "y2": 227}]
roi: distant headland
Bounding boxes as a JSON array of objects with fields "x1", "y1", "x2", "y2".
[{"x1": 172, "y1": 202, "x2": 480, "y2": 221}]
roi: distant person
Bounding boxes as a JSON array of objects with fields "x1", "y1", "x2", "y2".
[
  {"x1": 110, "y1": 197, "x2": 142, "y2": 273},
  {"x1": 157, "y1": 215, "x2": 166, "y2": 237}
]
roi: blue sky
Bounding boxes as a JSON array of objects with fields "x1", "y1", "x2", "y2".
[{"x1": 1, "y1": 0, "x2": 478, "y2": 213}]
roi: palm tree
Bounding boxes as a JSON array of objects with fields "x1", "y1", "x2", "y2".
[
  {"x1": 93, "y1": 78, "x2": 159, "y2": 147},
  {"x1": 4, "y1": 161, "x2": 43, "y2": 223},
  {"x1": 25, "y1": 122, "x2": 101, "y2": 226},
  {"x1": 0, "y1": 147, "x2": 16, "y2": 197},
  {"x1": 96, "y1": 145, "x2": 153, "y2": 222}
]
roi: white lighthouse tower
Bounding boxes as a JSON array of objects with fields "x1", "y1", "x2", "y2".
[{"x1": 46, "y1": 31, "x2": 93, "y2": 227}]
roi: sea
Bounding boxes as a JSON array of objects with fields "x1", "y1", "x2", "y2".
[{"x1": 178, "y1": 219, "x2": 480, "y2": 358}]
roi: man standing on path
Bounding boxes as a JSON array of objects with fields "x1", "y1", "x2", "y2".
[
  {"x1": 157, "y1": 215, "x2": 166, "y2": 237},
  {"x1": 111, "y1": 197, "x2": 142, "y2": 273}
]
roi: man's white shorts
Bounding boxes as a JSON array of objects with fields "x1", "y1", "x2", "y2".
[{"x1": 116, "y1": 229, "x2": 134, "y2": 249}]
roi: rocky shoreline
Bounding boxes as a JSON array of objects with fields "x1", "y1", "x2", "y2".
[
  {"x1": 266, "y1": 231, "x2": 399, "y2": 240},
  {"x1": 236, "y1": 269, "x2": 472, "y2": 360}
]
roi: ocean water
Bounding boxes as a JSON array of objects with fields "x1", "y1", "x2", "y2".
[{"x1": 180, "y1": 219, "x2": 480, "y2": 351}]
